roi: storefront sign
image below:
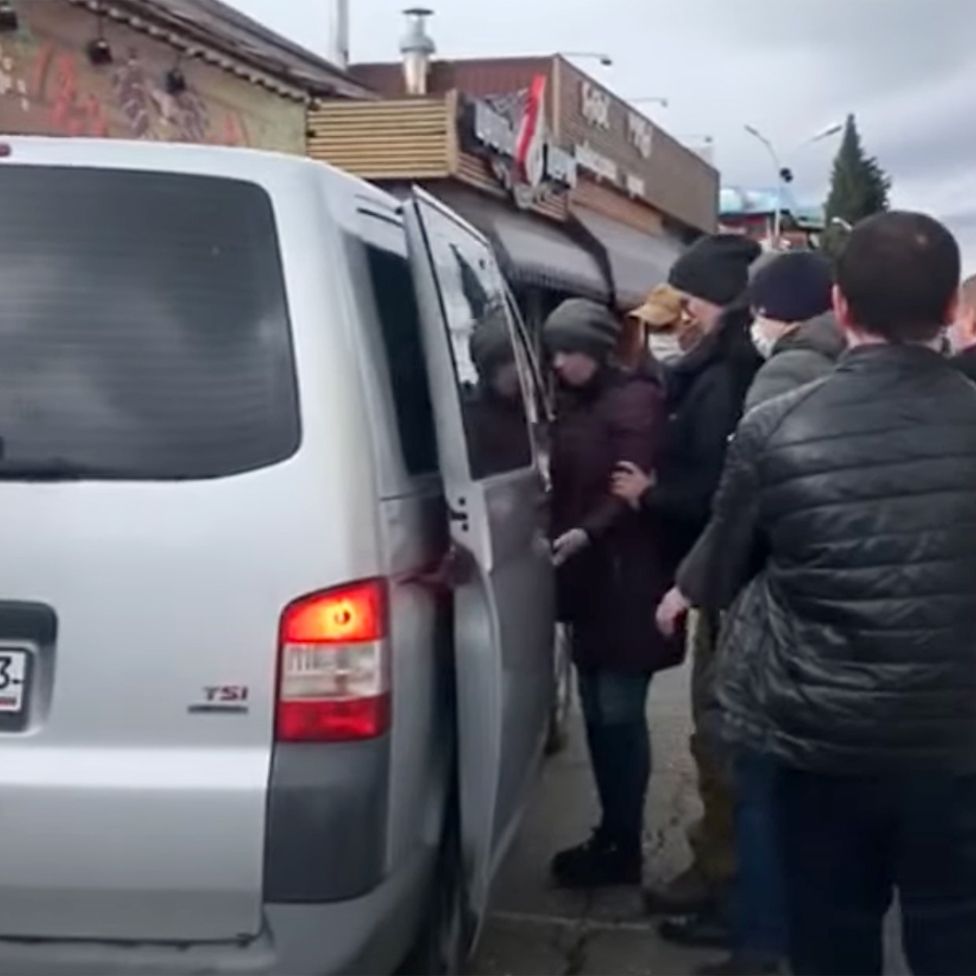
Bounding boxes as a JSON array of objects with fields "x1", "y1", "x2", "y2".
[
  {"x1": 465, "y1": 82, "x2": 577, "y2": 207},
  {"x1": 473, "y1": 99, "x2": 516, "y2": 156},
  {"x1": 575, "y1": 141, "x2": 618, "y2": 182},
  {"x1": 580, "y1": 80, "x2": 611, "y2": 130},
  {"x1": 555, "y1": 58, "x2": 718, "y2": 231}
]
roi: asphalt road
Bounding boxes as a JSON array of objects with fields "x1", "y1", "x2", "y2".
[{"x1": 471, "y1": 660, "x2": 908, "y2": 976}]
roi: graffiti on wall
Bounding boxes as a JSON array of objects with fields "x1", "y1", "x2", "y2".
[{"x1": 0, "y1": 1, "x2": 304, "y2": 152}]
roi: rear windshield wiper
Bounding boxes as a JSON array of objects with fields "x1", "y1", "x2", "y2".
[{"x1": 0, "y1": 458, "x2": 132, "y2": 481}]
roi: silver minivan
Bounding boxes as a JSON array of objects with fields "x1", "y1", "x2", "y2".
[{"x1": 0, "y1": 137, "x2": 556, "y2": 975}]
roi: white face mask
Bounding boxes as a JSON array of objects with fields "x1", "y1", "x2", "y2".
[
  {"x1": 750, "y1": 317, "x2": 781, "y2": 360},
  {"x1": 648, "y1": 332, "x2": 684, "y2": 363}
]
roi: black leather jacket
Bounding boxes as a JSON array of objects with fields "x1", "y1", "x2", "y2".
[{"x1": 685, "y1": 344, "x2": 976, "y2": 774}]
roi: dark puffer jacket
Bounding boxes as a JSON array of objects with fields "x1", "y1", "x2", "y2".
[
  {"x1": 641, "y1": 303, "x2": 761, "y2": 573},
  {"x1": 552, "y1": 366, "x2": 684, "y2": 673},
  {"x1": 955, "y1": 346, "x2": 976, "y2": 383},
  {"x1": 683, "y1": 344, "x2": 976, "y2": 774}
]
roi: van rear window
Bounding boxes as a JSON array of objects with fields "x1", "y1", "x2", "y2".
[{"x1": 0, "y1": 165, "x2": 299, "y2": 480}]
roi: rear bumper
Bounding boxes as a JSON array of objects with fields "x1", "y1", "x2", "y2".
[{"x1": 0, "y1": 845, "x2": 436, "y2": 976}]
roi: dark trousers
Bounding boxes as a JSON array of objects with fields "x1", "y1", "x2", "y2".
[
  {"x1": 733, "y1": 752, "x2": 787, "y2": 958},
  {"x1": 778, "y1": 766, "x2": 976, "y2": 976},
  {"x1": 577, "y1": 668, "x2": 652, "y2": 848}
]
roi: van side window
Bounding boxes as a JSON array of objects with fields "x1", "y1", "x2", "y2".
[
  {"x1": 421, "y1": 227, "x2": 533, "y2": 480},
  {"x1": 363, "y1": 244, "x2": 439, "y2": 476}
]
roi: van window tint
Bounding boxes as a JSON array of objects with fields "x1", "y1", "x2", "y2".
[
  {"x1": 420, "y1": 217, "x2": 532, "y2": 479},
  {"x1": 0, "y1": 165, "x2": 299, "y2": 480},
  {"x1": 363, "y1": 244, "x2": 439, "y2": 476}
]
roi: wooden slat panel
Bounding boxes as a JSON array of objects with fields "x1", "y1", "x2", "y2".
[{"x1": 306, "y1": 98, "x2": 451, "y2": 179}]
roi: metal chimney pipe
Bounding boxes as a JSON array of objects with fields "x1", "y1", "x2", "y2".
[
  {"x1": 326, "y1": 0, "x2": 350, "y2": 69},
  {"x1": 400, "y1": 8, "x2": 435, "y2": 95}
]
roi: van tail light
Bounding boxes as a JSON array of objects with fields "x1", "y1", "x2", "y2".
[{"x1": 276, "y1": 580, "x2": 390, "y2": 743}]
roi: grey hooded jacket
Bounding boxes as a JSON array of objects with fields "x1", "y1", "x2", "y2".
[{"x1": 743, "y1": 312, "x2": 846, "y2": 413}]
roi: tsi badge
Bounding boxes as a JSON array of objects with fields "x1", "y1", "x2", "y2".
[{"x1": 189, "y1": 685, "x2": 250, "y2": 715}]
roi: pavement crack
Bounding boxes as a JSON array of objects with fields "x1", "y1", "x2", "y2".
[
  {"x1": 561, "y1": 892, "x2": 594, "y2": 976},
  {"x1": 562, "y1": 924, "x2": 590, "y2": 976}
]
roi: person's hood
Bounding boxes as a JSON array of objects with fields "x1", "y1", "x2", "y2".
[{"x1": 774, "y1": 311, "x2": 847, "y2": 361}]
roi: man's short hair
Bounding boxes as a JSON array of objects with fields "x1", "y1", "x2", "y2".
[{"x1": 836, "y1": 211, "x2": 960, "y2": 342}]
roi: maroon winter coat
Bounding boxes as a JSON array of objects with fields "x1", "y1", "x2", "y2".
[{"x1": 551, "y1": 366, "x2": 684, "y2": 673}]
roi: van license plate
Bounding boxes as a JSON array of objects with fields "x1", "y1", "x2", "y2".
[{"x1": 0, "y1": 650, "x2": 28, "y2": 712}]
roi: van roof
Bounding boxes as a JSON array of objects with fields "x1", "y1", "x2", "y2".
[{"x1": 0, "y1": 136, "x2": 398, "y2": 213}]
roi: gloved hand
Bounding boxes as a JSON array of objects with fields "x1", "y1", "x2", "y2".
[{"x1": 552, "y1": 528, "x2": 590, "y2": 568}]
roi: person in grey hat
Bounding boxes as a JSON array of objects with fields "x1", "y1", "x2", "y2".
[{"x1": 543, "y1": 298, "x2": 683, "y2": 889}]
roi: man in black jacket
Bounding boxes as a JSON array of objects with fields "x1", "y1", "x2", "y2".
[
  {"x1": 613, "y1": 234, "x2": 761, "y2": 930},
  {"x1": 663, "y1": 212, "x2": 976, "y2": 976}
]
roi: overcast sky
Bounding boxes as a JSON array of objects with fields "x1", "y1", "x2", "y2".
[{"x1": 231, "y1": 0, "x2": 976, "y2": 267}]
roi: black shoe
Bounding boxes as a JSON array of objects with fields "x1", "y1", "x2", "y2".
[
  {"x1": 694, "y1": 952, "x2": 784, "y2": 976},
  {"x1": 642, "y1": 865, "x2": 714, "y2": 916},
  {"x1": 550, "y1": 831, "x2": 642, "y2": 889},
  {"x1": 658, "y1": 906, "x2": 732, "y2": 950}
]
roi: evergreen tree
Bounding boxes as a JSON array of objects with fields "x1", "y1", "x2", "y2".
[{"x1": 822, "y1": 114, "x2": 891, "y2": 256}]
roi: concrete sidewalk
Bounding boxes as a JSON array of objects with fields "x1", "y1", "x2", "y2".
[
  {"x1": 473, "y1": 664, "x2": 716, "y2": 976},
  {"x1": 472, "y1": 661, "x2": 909, "y2": 976}
]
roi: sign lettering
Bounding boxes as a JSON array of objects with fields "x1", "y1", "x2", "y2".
[
  {"x1": 468, "y1": 93, "x2": 577, "y2": 204},
  {"x1": 580, "y1": 81, "x2": 611, "y2": 130},
  {"x1": 575, "y1": 141, "x2": 619, "y2": 182},
  {"x1": 627, "y1": 112, "x2": 654, "y2": 159},
  {"x1": 625, "y1": 172, "x2": 647, "y2": 198},
  {"x1": 473, "y1": 99, "x2": 516, "y2": 156}
]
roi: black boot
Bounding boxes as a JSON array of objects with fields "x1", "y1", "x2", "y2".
[{"x1": 550, "y1": 830, "x2": 642, "y2": 889}]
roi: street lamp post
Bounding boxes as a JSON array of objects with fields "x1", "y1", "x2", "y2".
[
  {"x1": 560, "y1": 51, "x2": 613, "y2": 67},
  {"x1": 744, "y1": 122, "x2": 843, "y2": 249},
  {"x1": 627, "y1": 96, "x2": 669, "y2": 108}
]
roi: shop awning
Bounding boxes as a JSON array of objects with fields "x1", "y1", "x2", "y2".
[
  {"x1": 572, "y1": 207, "x2": 685, "y2": 311},
  {"x1": 434, "y1": 189, "x2": 611, "y2": 303}
]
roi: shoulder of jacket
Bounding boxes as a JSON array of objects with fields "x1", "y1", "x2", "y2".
[{"x1": 739, "y1": 375, "x2": 829, "y2": 447}]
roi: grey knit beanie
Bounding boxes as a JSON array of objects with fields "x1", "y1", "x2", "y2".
[
  {"x1": 543, "y1": 299, "x2": 620, "y2": 360},
  {"x1": 469, "y1": 303, "x2": 513, "y2": 377}
]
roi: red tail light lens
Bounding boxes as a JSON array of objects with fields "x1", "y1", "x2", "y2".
[
  {"x1": 277, "y1": 580, "x2": 390, "y2": 743},
  {"x1": 282, "y1": 581, "x2": 384, "y2": 644}
]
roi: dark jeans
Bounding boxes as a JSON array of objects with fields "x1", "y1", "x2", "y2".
[
  {"x1": 778, "y1": 766, "x2": 976, "y2": 976},
  {"x1": 578, "y1": 668, "x2": 652, "y2": 848},
  {"x1": 733, "y1": 752, "x2": 787, "y2": 958}
]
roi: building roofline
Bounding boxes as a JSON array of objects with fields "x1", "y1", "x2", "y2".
[{"x1": 87, "y1": 0, "x2": 373, "y2": 100}]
